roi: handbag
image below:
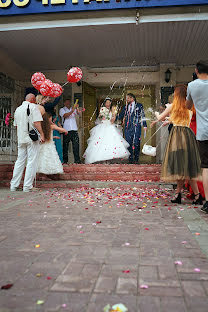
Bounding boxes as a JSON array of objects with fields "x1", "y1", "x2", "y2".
[
  {"x1": 142, "y1": 123, "x2": 168, "y2": 157},
  {"x1": 142, "y1": 144, "x2": 156, "y2": 157},
  {"x1": 27, "y1": 104, "x2": 40, "y2": 141}
]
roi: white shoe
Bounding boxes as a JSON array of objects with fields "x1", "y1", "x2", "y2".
[{"x1": 23, "y1": 187, "x2": 39, "y2": 192}]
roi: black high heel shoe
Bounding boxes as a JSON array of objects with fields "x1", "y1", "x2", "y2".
[
  {"x1": 171, "y1": 193, "x2": 182, "y2": 204},
  {"x1": 192, "y1": 193, "x2": 203, "y2": 205}
]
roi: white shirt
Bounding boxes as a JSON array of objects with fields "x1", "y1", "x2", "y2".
[
  {"x1": 59, "y1": 106, "x2": 78, "y2": 131},
  {"x1": 128, "y1": 101, "x2": 135, "y2": 114},
  {"x1": 14, "y1": 101, "x2": 43, "y2": 144}
]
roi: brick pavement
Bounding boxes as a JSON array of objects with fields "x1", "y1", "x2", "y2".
[{"x1": 0, "y1": 185, "x2": 208, "y2": 312}]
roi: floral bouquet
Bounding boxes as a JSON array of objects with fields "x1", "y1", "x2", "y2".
[
  {"x1": 5, "y1": 113, "x2": 14, "y2": 126},
  {"x1": 99, "y1": 107, "x2": 110, "y2": 120},
  {"x1": 103, "y1": 303, "x2": 128, "y2": 312}
]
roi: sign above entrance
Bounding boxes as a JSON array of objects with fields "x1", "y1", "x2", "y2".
[{"x1": 0, "y1": 0, "x2": 207, "y2": 16}]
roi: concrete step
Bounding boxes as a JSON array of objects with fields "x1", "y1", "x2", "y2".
[
  {"x1": 0, "y1": 179, "x2": 172, "y2": 190},
  {"x1": 0, "y1": 163, "x2": 161, "y2": 182}
]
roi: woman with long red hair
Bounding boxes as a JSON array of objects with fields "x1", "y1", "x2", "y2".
[{"x1": 151, "y1": 85, "x2": 202, "y2": 204}]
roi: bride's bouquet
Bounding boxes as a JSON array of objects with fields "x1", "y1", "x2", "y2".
[{"x1": 99, "y1": 107, "x2": 110, "y2": 120}]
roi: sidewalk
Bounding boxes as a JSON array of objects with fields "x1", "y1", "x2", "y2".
[{"x1": 0, "y1": 185, "x2": 208, "y2": 312}]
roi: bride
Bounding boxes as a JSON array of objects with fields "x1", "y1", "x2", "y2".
[{"x1": 83, "y1": 98, "x2": 130, "y2": 164}]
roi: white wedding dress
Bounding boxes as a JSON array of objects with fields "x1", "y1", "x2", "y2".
[
  {"x1": 83, "y1": 112, "x2": 130, "y2": 164},
  {"x1": 37, "y1": 132, "x2": 63, "y2": 174}
]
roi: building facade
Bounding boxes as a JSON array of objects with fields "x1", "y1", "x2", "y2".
[{"x1": 0, "y1": 0, "x2": 208, "y2": 163}]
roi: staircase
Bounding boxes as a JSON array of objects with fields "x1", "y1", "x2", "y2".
[{"x1": 0, "y1": 163, "x2": 162, "y2": 189}]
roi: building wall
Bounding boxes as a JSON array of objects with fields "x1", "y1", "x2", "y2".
[{"x1": 0, "y1": 62, "x2": 195, "y2": 163}]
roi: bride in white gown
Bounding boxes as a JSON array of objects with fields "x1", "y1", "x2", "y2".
[
  {"x1": 83, "y1": 98, "x2": 130, "y2": 164},
  {"x1": 37, "y1": 112, "x2": 67, "y2": 174}
]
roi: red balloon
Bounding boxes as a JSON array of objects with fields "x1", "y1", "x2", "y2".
[
  {"x1": 49, "y1": 83, "x2": 63, "y2": 98},
  {"x1": 67, "y1": 67, "x2": 82, "y2": 83},
  {"x1": 39, "y1": 79, "x2": 53, "y2": 96},
  {"x1": 31, "y1": 72, "x2": 46, "y2": 90}
]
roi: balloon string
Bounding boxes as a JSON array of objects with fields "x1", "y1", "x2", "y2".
[{"x1": 62, "y1": 81, "x2": 69, "y2": 87}]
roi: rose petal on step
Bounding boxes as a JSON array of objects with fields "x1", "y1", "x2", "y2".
[
  {"x1": 1, "y1": 283, "x2": 13, "y2": 290},
  {"x1": 194, "y1": 268, "x2": 201, "y2": 272},
  {"x1": 140, "y1": 284, "x2": 149, "y2": 289},
  {"x1": 175, "y1": 261, "x2": 182, "y2": 265}
]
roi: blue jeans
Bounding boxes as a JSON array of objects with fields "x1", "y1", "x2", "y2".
[{"x1": 125, "y1": 127, "x2": 141, "y2": 163}]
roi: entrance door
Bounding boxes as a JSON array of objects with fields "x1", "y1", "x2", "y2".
[
  {"x1": 125, "y1": 85, "x2": 156, "y2": 164},
  {"x1": 82, "y1": 82, "x2": 97, "y2": 154}
]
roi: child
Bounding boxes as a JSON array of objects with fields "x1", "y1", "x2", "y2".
[{"x1": 37, "y1": 112, "x2": 67, "y2": 175}]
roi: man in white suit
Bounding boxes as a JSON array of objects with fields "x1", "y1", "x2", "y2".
[{"x1": 10, "y1": 94, "x2": 44, "y2": 192}]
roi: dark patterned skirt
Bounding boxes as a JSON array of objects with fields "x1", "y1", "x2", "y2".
[{"x1": 161, "y1": 126, "x2": 201, "y2": 182}]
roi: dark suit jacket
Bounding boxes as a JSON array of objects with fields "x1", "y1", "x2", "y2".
[{"x1": 118, "y1": 102, "x2": 147, "y2": 135}]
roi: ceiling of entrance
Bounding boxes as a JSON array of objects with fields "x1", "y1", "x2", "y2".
[{"x1": 0, "y1": 20, "x2": 208, "y2": 71}]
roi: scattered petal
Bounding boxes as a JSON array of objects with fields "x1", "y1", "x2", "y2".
[
  {"x1": 194, "y1": 268, "x2": 201, "y2": 272},
  {"x1": 36, "y1": 273, "x2": 43, "y2": 277},
  {"x1": 36, "y1": 300, "x2": 44, "y2": 305},
  {"x1": 1, "y1": 284, "x2": 13, "y2": 290},
  {"x1": 140, "y1": 284, "x2": 149, "y2": 289},
  {"x1": 175, "y1": 261, "x2": 182, "y2": 265}
]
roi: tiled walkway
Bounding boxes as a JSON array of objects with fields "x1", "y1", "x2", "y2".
[{"x1": 0, "y1": 186, "x2": 208, "y2": 312}]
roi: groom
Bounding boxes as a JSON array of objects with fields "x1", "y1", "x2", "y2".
[{"x1": 118, "y1": 93, "x2": 147, "y2": 164}]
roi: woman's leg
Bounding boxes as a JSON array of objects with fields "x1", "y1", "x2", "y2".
[
  {"x1": 189, "y1": 179, "x2": 203, "y2": 204},
  {"x1": 171, "y1": 180, "x2": 184, "y2": 204},
  {"x1": 189, "y1": 180, "x2": 199, "y2": 195},
  {"x1": 176, "y1": 180, "x2": 185, "y2": 194}
]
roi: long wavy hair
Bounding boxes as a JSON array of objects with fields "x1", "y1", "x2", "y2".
[
  {"x1": 41, "y1": 113, "x2": 51, "y2": 142},
  {"x1": 170, "y1": 85, "x2": 190, "y2": 125}
]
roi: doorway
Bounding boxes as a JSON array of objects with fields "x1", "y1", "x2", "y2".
[{"x1": 82, "y1": 84, "x2": 156, "y2": 164}]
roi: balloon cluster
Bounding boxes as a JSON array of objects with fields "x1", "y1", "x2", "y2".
[{"x1": 31, "y1": 67, "x2": 83, "y2": 98}]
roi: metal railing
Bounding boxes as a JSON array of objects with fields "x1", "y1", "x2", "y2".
[{"x1": 0, "y1": 119, "x2": 17, "y2": 162}]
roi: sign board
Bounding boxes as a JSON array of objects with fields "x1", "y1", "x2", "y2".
[{"x1": 0, "y1": 0, "x2": 208, "y2": 16}]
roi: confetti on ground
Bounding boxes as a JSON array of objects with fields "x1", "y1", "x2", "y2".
[
  {"x1": 194, "y1": 268, "x2": 201, "y2": 272},
  {"x1": 1, "y1": 284, "x2": 13, "y2": 290},
  {"x1": 175, "y1": 261, "x2": 183, "y2": 265}
]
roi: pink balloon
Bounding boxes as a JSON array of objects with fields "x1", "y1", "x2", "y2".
[
  {"x1": 39, "y1": 79, "x2": 53, "y2": 96},
  {"x1": 67, "y1": 67, "x2": 82, "y2": 83},
  {"x1": 49, "y1": 83, "x2": 63, "y2": 98},
  {"x1": 31, "y1": 72, "x2": 46, "y2": 90}
]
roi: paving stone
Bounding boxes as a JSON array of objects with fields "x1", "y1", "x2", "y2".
[
  {"x1": 1, "y1": 187, "x2": 208, "y2": 311},
  {"x1": 158, "y1": 264, "x2": 178, "y2": 280},
  {"x1": 139, "y1": 266, "x2": 158, "y2": 281},
  {"x1": 160, "y1": 297, "x2": 186, "y2": 312},
  {"x1": 94, "y1": 276, "x2": 117, "y2": 293},
  {"x1": 116, "y1": 277, "x2": 137, "y2": 294},
  {"x1": 43, "y1": 292, "x2": 90, "y2": 312},
  {"x1": 139, "y1": 286, "x2": 183, "y2": 297},
  {"x1": 137, "y1": 296, "x2": 160, "y2": 312},
  {"x1": 185, "y1": 297, "x2": 208, "y2": 312},
  {"x1": 87, "y1": 294, "x2": 137, "y2": 312},
  {"x1": 181, "y1": 281, "x2": 207, "y2": 297},
  {"x1": 51, "y1": 275, "x2": 96, "y2": 293}
]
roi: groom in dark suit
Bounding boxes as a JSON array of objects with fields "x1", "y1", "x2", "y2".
[{"x1": 118, "y1": 93, "x2": 147, "y2": 164}]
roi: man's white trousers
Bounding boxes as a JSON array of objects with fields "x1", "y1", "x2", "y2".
[{"x1": 10, "y1": 141, "x2": 40, "y2": 191}]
